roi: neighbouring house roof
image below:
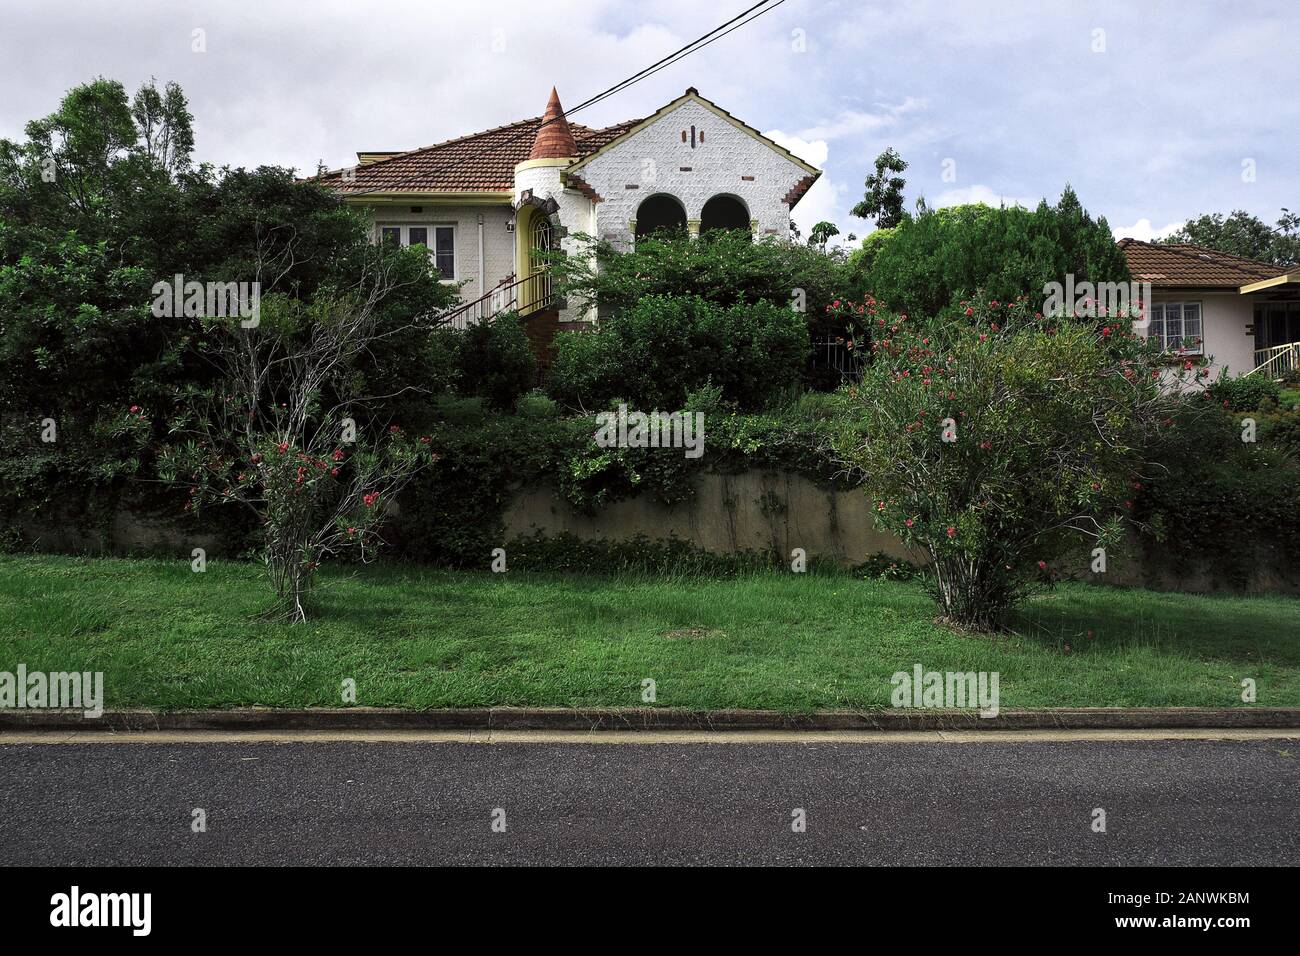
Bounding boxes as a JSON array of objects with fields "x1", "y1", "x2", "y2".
[
  {"x1": 314, "y1": 114, "x2": 642, "y2": 196},
  {"x1": 1118, "y1": 238, "x2": 1291, "y2": 289}
]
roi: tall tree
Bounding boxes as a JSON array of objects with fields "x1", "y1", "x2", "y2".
[
  {"x1": 1162, "y1": 209, "x2": 1300, "y2": 265},
  {"x1": 851, "y1": 147, "x2": 908, "y2": 228},
  {"x1": 131, "y1": 78, "x2": 195, "y2": 176},
  {"x1": 807, "y1": 220, "x2": 840, "y2": 251}
]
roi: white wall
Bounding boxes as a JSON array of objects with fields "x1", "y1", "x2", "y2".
[
  {"x1": 574, "y1": 99, "x2": 811, "y2": 248},
  {"x1": 357, "y1": 202, "x2": 516, "y2": 302},
  {"x1": 514, "y1": 162, "x2": 598, "y2": 322},
  {"x1": 1150, "y1": 292, "x2": 1256, "y2": 385}
]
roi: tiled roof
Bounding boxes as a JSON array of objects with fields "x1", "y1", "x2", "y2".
[
  {"x1": 530, "y1": 87, "x2": 577, "y2": 160},
  {"x1": 1118, "y1": 238, "x2": 1290, "y2": 288},
  {"x1": 315, "y1": 115, "x2": 642, "y2": 195}
]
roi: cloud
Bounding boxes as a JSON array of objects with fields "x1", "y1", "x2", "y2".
[
  {"x1": 763, "y1": 129, "x2": 827, "y2": 168},
  {"x1": 763, "y1": 129, "x2": 848, "y2": 243},
  {"x1": 794, "y1": 97, "x2": 925, "y2": 142},
  {"x1": 931, "y1": 184, "x2": 1036, "y2": 210},
  {"x1": 1111, "y1": 218, "x2": 1185, "y2": 242}
]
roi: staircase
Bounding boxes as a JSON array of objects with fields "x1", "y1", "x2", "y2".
[
  {"x1": 438, "y1": 271, "x2": 556, "y2": 330},
  {"x1": 1249, "y1": 342, "x2": 1300, "y2": 380},
  {"x1": 435, "y1": 271, "x2": 571, "y2": 369}
]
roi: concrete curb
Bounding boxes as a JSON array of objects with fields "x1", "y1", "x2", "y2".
[{"x1": 1, "y1": 707, "x2": 1298, "y2": 733}]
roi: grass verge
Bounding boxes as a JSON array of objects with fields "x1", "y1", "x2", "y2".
[{"x1": 1, "y1": 554, "x2": 1296, "y2": 711}]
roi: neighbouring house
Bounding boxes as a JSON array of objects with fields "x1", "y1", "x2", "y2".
[
  {"x1": 314, "y1": 86, "x2": 820, "y2": 359},
  {"x1": 1118, "y1": 239, "x2": 1300, "y2": 381}
]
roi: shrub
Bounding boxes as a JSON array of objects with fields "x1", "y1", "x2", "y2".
[
  {"x1": 1257, "y1": 405, "x2": 1300, "y2": 459},
  {"x1": 1207, "y1": 374, "x2": 1282, "y2": 412},
  {"x1": 547, "y1": 295, "x2": 807, "y2": 411},
  {"x1": 1136, "y1": 403, "x2": 1300, "y2": 585},
  {"x1": 451, "y1": 313, "x2": 536, "y2": 409},
  {"x1": 548, "y1": 228, "x2": 844, "y2": 318},
  {"x1": 856, "y1": 187, "x2": 1129, "y2": 320},
  {"x1": 831, "y1": 294, "x2": 1187, "y2": 629}
]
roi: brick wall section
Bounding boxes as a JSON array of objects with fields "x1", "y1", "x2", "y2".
[
  {"x1": 521, "y1": 310, "x2": 590, "y2": 369},
  {"x1": 575, "y1": 99, "x2": 813, "y2": 249}
]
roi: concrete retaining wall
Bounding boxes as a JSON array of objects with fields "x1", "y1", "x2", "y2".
[{"x1": 504, "y1": 470, "x2": 919, "y2": 565}]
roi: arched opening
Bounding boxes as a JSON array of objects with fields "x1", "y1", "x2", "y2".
[
  {"x1": 700, "y1": 194, "x2": 751, "y2": 235},
  {"x1": 514, "y1": 202, "x2": 556, "y2": 314},
  {"x1": 635, "y1": 194, "x2": 687, "y2": 242}
]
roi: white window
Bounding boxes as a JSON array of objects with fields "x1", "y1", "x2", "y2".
[
  {"x1": 376, "y1": 223, "x2": 456, "y2": 280},
  {"x1": 1148, "y1": 301, "x2": 1203, "y2": 354}
]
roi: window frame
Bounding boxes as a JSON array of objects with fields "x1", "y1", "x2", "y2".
[
  {"x1": 374, "y1": 222, "x2": 457, "y2": 282},
  {"x1": 1148, "y1": 300, "x2": 1204, "y2": 355}
]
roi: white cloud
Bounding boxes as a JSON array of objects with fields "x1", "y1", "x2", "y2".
[
  {"x1": 1110, "y1": 218, "x2": 1185, "y2": 242},
  {"x1": 763, "y1": 129, "x2": 847, "y2": 243},
  {"x1": 763, "y1": 129, "x2": 827, "y2": 168},
  {"x1": 931, "y1": 184, "x2": 1036, "y2": 210},
  {"x1": 794, "y1": 97, "x2": 926, "y2": 142}
]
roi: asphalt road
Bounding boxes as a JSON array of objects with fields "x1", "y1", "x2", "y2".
[{"x1": 0, "y1": 738, "x2": 1295, "y2": 865}]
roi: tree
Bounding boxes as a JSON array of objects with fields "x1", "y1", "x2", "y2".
[
  {"x1": 1162, "y1": 208, "x2": 1300, "y2": 265},
  {"x1": 0, "y1": 78, "x2": 455, "y2": 577},
  {"x1": 860, "y1": 187, "x2": 1130, "y2": 320},
  {"x1": 131, "y1": 78, "x2": 195, "y2": 176},
  {"x1": 547, "y1": 227, "x2": 843, "y2": 320},
  {"x1": 851, "y1": 147, "x2": 908, "y2": 228},
  {"x1": 831, "y1": 294, "x2": 1195, "y2": 629},
  {"x1": 808, "y1": 220, "x2": 840, "y2": 251},
  {"x1": 547, "y1": 294, "x2": 808, "y2": 412},
  {"x1": 157, "y1": 247, "x2": 444, "y2": 622}
]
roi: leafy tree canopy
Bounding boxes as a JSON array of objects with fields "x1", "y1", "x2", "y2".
[
  {"x1": 1161, "y1": 208, "x2": 1299, "y2": 266},
  {"x1": 855, "y1": 186, "x2": 1130, "y2": 321}
]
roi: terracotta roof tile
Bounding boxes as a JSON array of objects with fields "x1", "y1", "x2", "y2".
[
  {"x1": 315, "y1": 114, "x2": 642, "y2": 196},
  {"x1": 1118, "y1": 238, "x2": 1290, "y2": 288},
  {"x1": 529, "y1": 88, "x2": 578, "y2": 160}
]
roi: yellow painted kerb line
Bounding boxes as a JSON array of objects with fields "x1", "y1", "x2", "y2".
[{"x1": 0, "y1": 729, "x2": 1296, "y2": 745}]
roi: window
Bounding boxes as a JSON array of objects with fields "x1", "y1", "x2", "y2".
[
  {"x1": 375, "y1": 223, "x2": 456, "y2": 279},
  {"x1": 1148, "y1": 301, "x2": 1203, "y2": 354}
]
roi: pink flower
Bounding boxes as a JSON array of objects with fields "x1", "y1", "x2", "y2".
[
  {"x1": 1037, "y1": 560, "x2": 1047, "y2": 570},
  {"x1": 946, "y1": 527, "x2": 956, "y2": 538}
]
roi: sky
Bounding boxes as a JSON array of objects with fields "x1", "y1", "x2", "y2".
[{"x1": 2, "y1": 0, "x2": 1295, "y2": 248}]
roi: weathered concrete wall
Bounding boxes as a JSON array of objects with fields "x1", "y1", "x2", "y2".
[
  {"x1": 14, "y1": 469, "x2": 1297, "y2": 594},
  {"x1": 16, "y1": 507, "x2": 223, "y2": 557},
  {"x1": 505, "y1": 471, "x2": 920, "y2": 566},
  {"x1": 505, "y1": 470, "x2": 1299, "y2": 594}
]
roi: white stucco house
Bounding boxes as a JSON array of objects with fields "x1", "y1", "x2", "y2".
[
  {"x1": 1118, "y1": 239, "x2": 1300, "y2": 381},
  {"x1": 315, "y1": 87, "x2": 819, "y2": 357}
]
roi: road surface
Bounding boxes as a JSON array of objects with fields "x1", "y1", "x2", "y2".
[{"x1": 0, "y1": 734, "x2": 1295, "y2": 865}]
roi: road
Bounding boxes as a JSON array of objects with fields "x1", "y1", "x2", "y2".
[{"x1": 0, "y1": 734, "x2": 1295, "y2": 865}]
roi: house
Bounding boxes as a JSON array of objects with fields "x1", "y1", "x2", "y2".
[
  {"x1": 1118, "y1": 239, "x2": 1300, "y2": 380},
  {"x1": 315, "y1": 86, "x2": 820, "y2": 356}
]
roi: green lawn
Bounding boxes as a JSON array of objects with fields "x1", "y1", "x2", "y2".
[{"x1": 1, "y1": 554, "x2": 1296, "y2": 711}]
